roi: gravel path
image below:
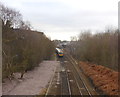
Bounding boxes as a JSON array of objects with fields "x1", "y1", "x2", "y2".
[{"x1": 2, "y1": 61, "x2": 60, "y2": 95}]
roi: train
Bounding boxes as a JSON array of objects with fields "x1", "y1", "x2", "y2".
[{"x1": 56, "y1": 48, "x2": 64, "y2": 57}]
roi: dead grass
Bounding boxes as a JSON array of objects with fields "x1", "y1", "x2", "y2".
[{"x1": 79, "y1": 61, "x2": 119, "y2": 95}]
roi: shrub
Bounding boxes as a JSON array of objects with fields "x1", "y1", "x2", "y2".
[{"x1": 69, "y1": 29, "x2": 118, "y2": 71}]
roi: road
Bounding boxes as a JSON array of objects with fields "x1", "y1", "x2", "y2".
[{"x1": 44, "y1": 50, "x2": 101, "y2": 96}]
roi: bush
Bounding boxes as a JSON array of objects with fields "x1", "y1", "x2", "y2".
[
  {"x1": 2, "y1": 26, "x2": 55, "y2": 79},
  {"x1": 1, "y1": 3, "x2": 55, "y2": 79},
  {"x1": 69, "y1": 29, "x2": 118, "y2": 71}
]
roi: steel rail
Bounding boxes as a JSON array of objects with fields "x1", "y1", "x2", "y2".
[
  {"x1": 45, "y1": 70, "x2": 56, "y2": 97},
  {"x1": 71, "y1": 70, "x2": 83, "y2": 96},
  {"x1": 66, "y1": 54, "x2": 93, "y2": 97},
  {"x1": 68, "y1": 54, "x2": 99, "y2": 95},
  {"x1": 65, "y1": 70, "x2": 72, "y2": 96},
  {"x1": 61, "y1": 70, "x2": 71, "y2": 96},
  {"x1": 64, "y1": 59, "x2": 83, "y2": 96}
]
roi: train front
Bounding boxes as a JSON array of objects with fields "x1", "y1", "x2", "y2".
[{"x1": 56, "y1": 48, "x2": 64, "y2": 57}]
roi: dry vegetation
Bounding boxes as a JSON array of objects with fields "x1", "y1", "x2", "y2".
[
  {"x1": 79, "y1": 61, "x2": 119, "y2": 95},
  {"x1": 69, "y1": 30, "x2": 118, "y2": 71},
  {"x1": 1, "y1": 3, "x2": 55, "y2": 79},
  {"x1": 67, "y1": 28, "x2": 119, "y2": 95}
]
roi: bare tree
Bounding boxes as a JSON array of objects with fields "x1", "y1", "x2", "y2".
[
  {"x1": 69, "y1": 29, "x2": 118, "y2": 71},
  {"x1": 0, "y1": 3, "x2": 23, "y2": 28},
  {"x1": 19, "y1": 20, "x2": 32, "y2": 30},
  {"x1": 2, "y1": 3, "x2": 55, "y2": 80}
]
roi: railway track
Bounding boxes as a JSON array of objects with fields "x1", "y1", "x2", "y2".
[
  {"x1": 65, "y1": 50, "x2": 99, "y2": 96},
  {"x1": 44, "y1": 51, "x2": 99, "y2": 96},
  {"x1": 65, "y1": 56, "x2": 93, "y2": 96},
  {"x1": 45, "y1": 59, "x2": 72, "y2": 96}
]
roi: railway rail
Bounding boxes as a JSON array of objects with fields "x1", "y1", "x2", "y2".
[{"x1": 44, "y1": 50, "x2": 99, "y2": 96}]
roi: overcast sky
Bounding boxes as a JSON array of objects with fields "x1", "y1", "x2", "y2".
[{"x1": 1, "y1": 0, "x2": 119, "y2": 40}]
